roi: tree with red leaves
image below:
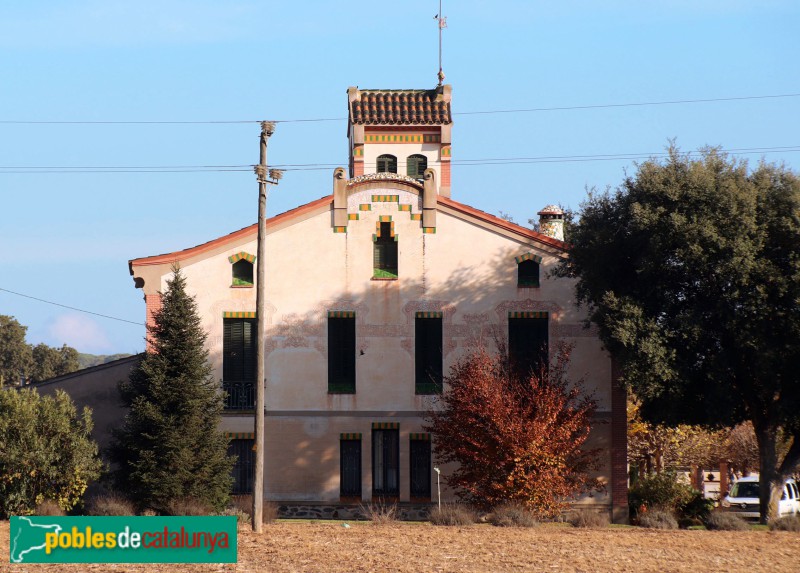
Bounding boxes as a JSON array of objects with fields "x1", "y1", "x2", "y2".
[{"x1": 425, "y1": 343, "x2": 601, "y2": 517}]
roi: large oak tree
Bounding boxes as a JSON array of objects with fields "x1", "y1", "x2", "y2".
[{"x1": 559, "y1": 147, "x2": 800, "y2": 522}]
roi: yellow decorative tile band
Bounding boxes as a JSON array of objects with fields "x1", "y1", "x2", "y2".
[
  {"x1": 515, "y1": 252, "x2": 543, "y2": 264},
  {"x1": 223, "y1": 311, "x2": 256, "y2": 318},
  {"x1": 228, "y1": 252, "x2": 256, "y2": 264}
]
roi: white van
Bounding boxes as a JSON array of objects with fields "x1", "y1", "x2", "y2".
[{"x1": 721, "y1": 476, "x2": 799, "y2": 519}]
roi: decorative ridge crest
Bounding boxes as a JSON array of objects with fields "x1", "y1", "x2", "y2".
[{"x1": 346, "y1": 172, "x2": 423, "y2": 188}]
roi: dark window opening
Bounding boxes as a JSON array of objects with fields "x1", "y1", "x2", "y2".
[
  {"x1": 340, "y1": 439, "x2": 362, "y2": 498},
  {"x1": 373, "y1": 222, "x2": 398, "y2": 279},
  {"x1": 229, "y1": 439, "x2": 255, "y2": 494},
  {"x1": 223, "y1": 318, "x2": 257, "y2": 409},
  {"x1": 415, "y1": 317, "x2": 443, "y2": 394},
  {"x1": 508, "y1": 317, "x2": 548, "y2": 380},
  {"x1": 232, "y1": 259, "x2": 254, "y2": 286},
  {"x1": 372, "y1": 429, "x2": 399, "y2": 497},
  {"x1": 410, "y1": 439, "x2": 431, "y2": 498},
  {"x1": 377, "y1": 154, "x2": 397, "y2": 174},
  {"x1": 328, "y1": 316, "x2": 356, "y2": 393},
  {"x1": 517, "y1": 259, "x2": 540, "y2": 288},
  {"x1": 407, "y1": 154, "x2": 427, "y2": 179}
]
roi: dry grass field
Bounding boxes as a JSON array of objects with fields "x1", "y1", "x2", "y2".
[{"x1": 2, "y1": 520, "x2": 799, "y2": 573}]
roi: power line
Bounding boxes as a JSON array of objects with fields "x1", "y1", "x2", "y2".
[
  {"x1": 0, "y1": 287, "x2": 143, "y2": 326},
  {"x1": 0, "y1": 92, "x2": 798, "y2": 125},
  {"x1": 2, "y1": 145, "x2": 798, "y2": 174},
  {"x1": 455, "y1": 93, "x2": 800, "y2": 116}
]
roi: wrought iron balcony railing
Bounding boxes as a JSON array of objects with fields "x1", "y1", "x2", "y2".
[{"x1": 222, "y1": 380, "x2": 255, "y2": 410}]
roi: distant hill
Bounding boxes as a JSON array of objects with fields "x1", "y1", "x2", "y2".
[{"x1": 77, "y1": 353, "x2": 133, "y2": 369}]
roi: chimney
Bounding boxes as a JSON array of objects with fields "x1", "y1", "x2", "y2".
[{"x1": 537, "y1": 205, "x2": 565, "y2": 241}]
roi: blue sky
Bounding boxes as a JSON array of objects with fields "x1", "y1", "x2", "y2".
[{"x1": 1, "y1": 0, "x2": 798, "y2": 354}]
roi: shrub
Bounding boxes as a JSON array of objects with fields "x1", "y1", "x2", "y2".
[
  {"x1": 637, "y1": 509, "x2": 678, "y2": 530},
  {"x1": 705, "y1": 512, "x2": 750, "y2": 531},
  {"x1": 680, "y1": 490, "x2": 714, "y2": 522},
  {"x1": 35, "y1": 499, "x2": 66, "y2": 516},
  {"x1": 424, "y1": 345, "x2": 601, "y2": 517},
  {"x1": 769, "y1": 515, "x2": 800, "y2": 532},
  {"x1": 489, "y1": 503, "x2": 538, "y2": 527},
  {"x1": 86, "y1": 494, "x2": 136, "y2": 516},
  {"x1": 218, "y1": 507, "x2": 250, "y2": 526},
  {"x1": 568, "y1": 509, "x2": 609, "y2": 528},
  {"x1": 230, "y1": 495, "x2": 277, "y2": 524},
  {"x1": 360, "y1": 501, "x2": 398, "y2": 524},
  {"x1": 628, "y1": 472, "x2": 709, "y2": 522},
  {"x1": 167, "y1": 497, "x2": 212, "y2": 516},
  {"x1": 429, "y1": 503, "x2": 476, "y2": 526},
  {"x1": 0, "y1": 389, "x2": 103, "y2": 518}
]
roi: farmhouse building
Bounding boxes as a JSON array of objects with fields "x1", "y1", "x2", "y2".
[{"x1": 129, "y1": 85, "x2": 627, "y2": 521}]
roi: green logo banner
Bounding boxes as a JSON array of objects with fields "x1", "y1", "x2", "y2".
[{"x1": 10, "y1": 516, "x2": 237, "y2": 563}]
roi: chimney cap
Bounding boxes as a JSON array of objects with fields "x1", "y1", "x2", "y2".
[{"x1": 538, "y1": 204, "x2": 564, "y2": 216}]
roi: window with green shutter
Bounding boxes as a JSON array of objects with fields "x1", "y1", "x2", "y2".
[
  {"x1": 377, "y1": 154, "x2": 397, "y2": 173},
  {"x1": 222, "y1": 318, "x2": 257, "y2": 409},
  {"x1": 508, "y1": 315, "x2": 549, "y2": 380},
  {"x1": 340, "y1": 438, "x2": 362, "y2": 498},
  {"x1": 373, "y1": 222, "x2": 398, "y2": 279},
  {"x1": 372, "y1": 429, "x2": 399, "y2": 497},
  {"x1": 415, "y1": 316, "x2": 443, "y2": 394},
  {"x1": 223, "y1": 318, "x2": 257, "y2": 382},
  {"x1": 328, "y1": 315, "x2": 356, "y2": 393},
  {"x1": 228, "y1": 439, "x2": 255, "y2": 494},
  {"x1": 517, "y1": 259, "x2": 539, "y2": 288},
  {"x1": 410, "y1": 437, "x2": 431, "y2": 499},
  {"x1": 406, "y1": 154, "x2": 427, "y2": 179}
]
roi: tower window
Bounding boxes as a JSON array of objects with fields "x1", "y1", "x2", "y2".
[
  {"x1": 373, "y1": 222, "x2": 398, "y2": 279},
  {"x1": 377, "y1": 154, "x2": 397, "y2": 174},
  {"x1": 407, "y1": 154, "x2": 427, "y2": 179},
  {"x1": 232, "y1": 259, "x2": 254, "y2": 287}
]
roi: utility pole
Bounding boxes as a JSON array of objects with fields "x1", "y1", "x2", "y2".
[{"x1": 253, "y1": 120, "x2": 276, "y2": 533}]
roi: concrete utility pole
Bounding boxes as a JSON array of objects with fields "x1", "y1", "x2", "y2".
[{"x1": 253, "y1": 120, "x2": 276, "y2": 533}]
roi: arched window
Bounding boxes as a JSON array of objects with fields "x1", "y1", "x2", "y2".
[
  {"x1": 373, "y1": 222, "x2": 398, "y2": 279},
  {"x1": 406, "y1": 154, "x2": 427, "y2": 179},
  {"x1": 377, "y1": 154, "x2": 397, "y2": 174},
  {"x1": 517, "y1": 259, "x2": 539, "y2": 288},
  {"x1": 232, "y1": 259, "x2": 254, "y2": 286}
]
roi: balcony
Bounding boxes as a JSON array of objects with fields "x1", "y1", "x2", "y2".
[{"x1": 222, "y1": 380, "x2": 255, "y2": 411}]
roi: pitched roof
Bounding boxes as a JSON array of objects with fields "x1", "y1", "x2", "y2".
[
  {"x1": 129, "y1": 189, "x2": 565, "y2": 274},
  {"x1": 349, "y1": 88, "x2": 452, "y2": 126}
]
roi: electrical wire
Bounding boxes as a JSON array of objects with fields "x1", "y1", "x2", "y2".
[
  {"x1": 2, "y1": 145, "x2": 798, "y2": 174},
  {"x1": 0, "y1": 287, "x2": 144, "y2": 326},
  {"x1": 0, "y1": 92, "x2": 797, "y2": 125}
]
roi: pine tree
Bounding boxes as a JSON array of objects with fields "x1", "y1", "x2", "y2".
[{"x1": 111, "y1": 267, "x2": 233, "y2": 512}]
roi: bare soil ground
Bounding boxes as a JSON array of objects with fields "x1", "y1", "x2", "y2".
[{"x1": 2, "y1": 520, "x2": 798, "y2": 573}]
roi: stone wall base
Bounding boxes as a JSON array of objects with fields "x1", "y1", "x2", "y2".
[{"x1": 277, "y1": 502, "x2": 433, "y2": 521}]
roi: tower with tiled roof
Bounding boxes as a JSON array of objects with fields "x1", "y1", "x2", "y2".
[{"x1": 347, "y1": 85, "x2": 453, "y2": 197}]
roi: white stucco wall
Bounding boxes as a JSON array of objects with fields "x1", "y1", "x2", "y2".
[{"x1": 132, "y1": 182, "x2": 614, "y2": 506}]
